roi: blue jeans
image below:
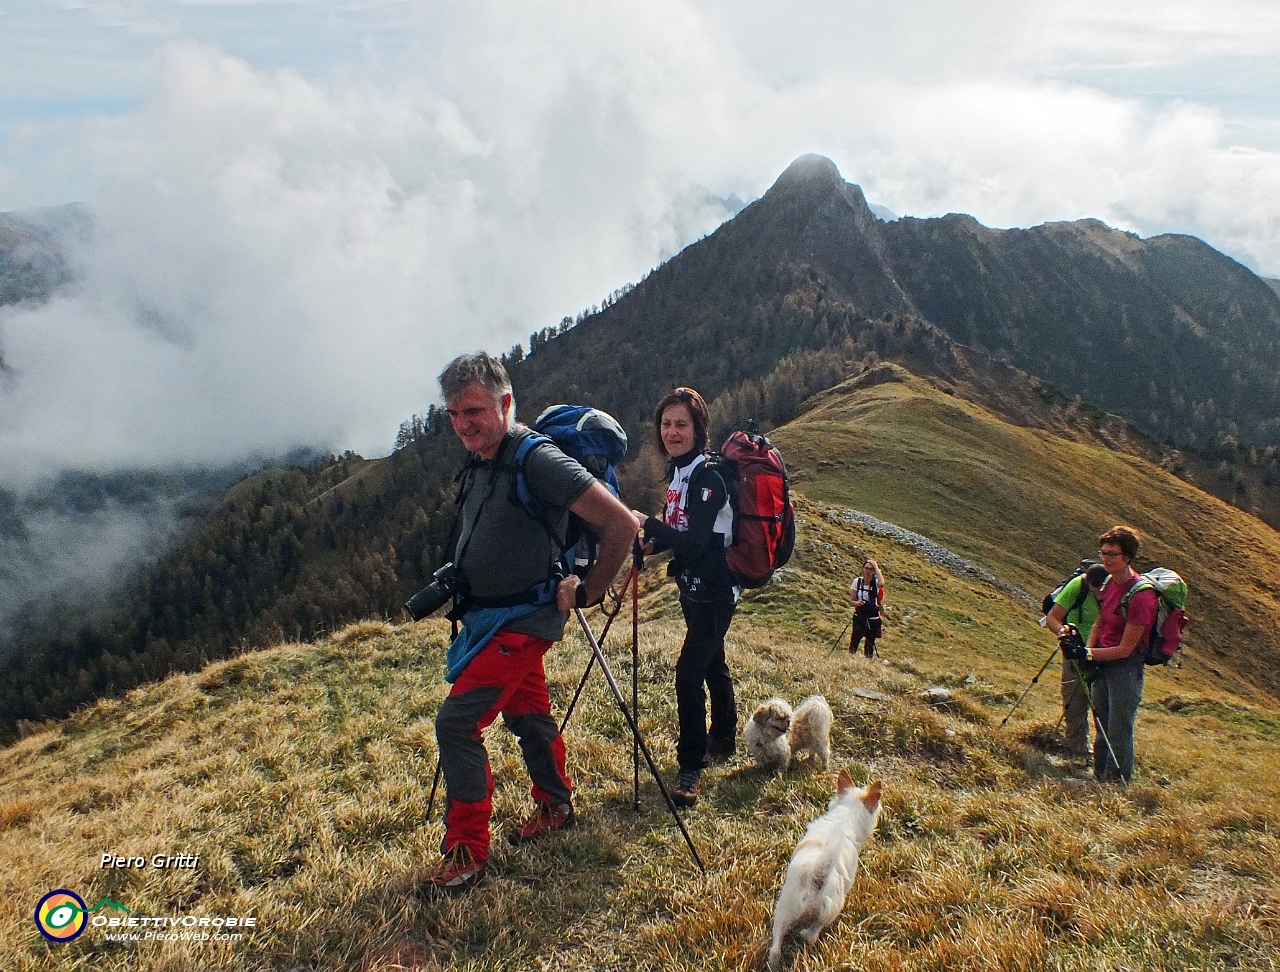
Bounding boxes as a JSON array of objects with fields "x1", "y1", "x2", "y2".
[{"x1": 1089, "y1": 651, "x2": 1145, "y2": 784}]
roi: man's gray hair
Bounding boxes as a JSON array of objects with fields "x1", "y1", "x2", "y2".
[{"x1": 438, "y1": 352, "x2": 517, "y2": 424}]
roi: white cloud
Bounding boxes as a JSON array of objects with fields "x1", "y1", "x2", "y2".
[
  {"x1": 3, "y1": 0, "x2": 1280, "y2": 498},
  {"x1": 1, "y1": 34, "x2": 741, "y2": 488}
]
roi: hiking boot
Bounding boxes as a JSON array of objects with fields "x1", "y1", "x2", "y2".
[
  {"x1": 671, "y1": 769, "x2": 701, "y2": 808},
  {"x1": 706, "y1": 738, "x2": 735, "y2": 764},
  {"x1": 507, "y1": 802, "x2": 576, "y2": 844},
  {"x1": 419, "y1": 843, "x2": 486, "y2": 896}
]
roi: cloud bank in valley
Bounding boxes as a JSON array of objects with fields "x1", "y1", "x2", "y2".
[{"x1": 2, "y1": 0, "x2": 1280, "y2": 493}]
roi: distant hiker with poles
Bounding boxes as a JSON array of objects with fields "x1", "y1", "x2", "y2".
[
  {"x1": 1044, "y1": 562, "x2": 1110, "y2": 763},
  {"x1": 848, "y1": 558, "x2": 885, "y2": 657},
  {"x1": 1059, "y1": 526, "x2": 1158, "y2": 785},
  {"x1": 631, "y1": 387, "x2": 739, "y2": 808},
  {"x1": 419, "y1": 352, "x2": 635, "y2": 894}
]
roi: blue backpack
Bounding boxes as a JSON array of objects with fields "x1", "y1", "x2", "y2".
[{"x1": 509, "y1": 405, "x2": 628, "y2": 573}]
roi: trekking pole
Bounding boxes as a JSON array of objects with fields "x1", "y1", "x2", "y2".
[
  {"x1": 632, "y1": 541, "x2": 643, "y2": 811},
  {"x1": 427, "y1": 760, "x2": 444, "y2": 821},
  {"x1": 573, "y1": 607, "x2": 705, "y2": 873},
  {"x1": 828, "y1": 618, "x2": 853, "y2": 654},
  {"x1": 559, "y1": 570, "x2": 632, "y2": 733},
  {"x1": 999, "y1": 645, "x2": 1060, "y2": 728}
]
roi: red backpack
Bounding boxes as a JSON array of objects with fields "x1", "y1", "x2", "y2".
[{"x1": 711, "y1": 429, "x2": 796, "y2": 588}]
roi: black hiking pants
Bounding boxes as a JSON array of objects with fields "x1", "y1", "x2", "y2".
[
  {"x1": 850, "y1": 613, "x2": 881, "y2": 657},
  {"x1": 675, "y1": 596, "x2": 737, "y2": 772}
]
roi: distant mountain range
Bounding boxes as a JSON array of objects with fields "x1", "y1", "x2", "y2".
[
  {"x1": 514, "y1": 154, "x2": 1280, "y2": 454},
  {"x1": 4, "y1": 157, "x2": 1280, "y2": 735}
]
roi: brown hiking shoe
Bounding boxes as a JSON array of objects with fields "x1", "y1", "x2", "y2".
[
  {"x1": 507, "y1": 802, "x2": 576, "y2": 844},
  {"x1": 419, "y1": 843, "x2": 486, "y2": 896}
]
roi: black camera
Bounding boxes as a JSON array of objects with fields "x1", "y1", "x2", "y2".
[
  {"x1": 404, "y1": 562, "x2": 461, "y2": 621},
  {"x1": 1058, "y1": 624, "x2": 1089, "y2": 662}
]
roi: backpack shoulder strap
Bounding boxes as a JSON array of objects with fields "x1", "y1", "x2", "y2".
[
  {"x1": 1119, "y1": 576, "x2": 1154, "y2": 615},
  {"x1": 1069, "y1": 574, "x2": 1090, "y2": 617},
  {"x1": 506, "y1": 431, "x2": 553, "y2": 509},
  {"x1": 689, "y1": 452, "x2": 731, "y2": 496},
  {"x1": 494, "y1": 431, "x2": 567, "y2": 555}
]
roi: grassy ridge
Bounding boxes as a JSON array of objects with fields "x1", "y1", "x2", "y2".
[
  {"x1": 2, "y1": 500, "x2": 1277, "y2": 970},
  {"x1": 3, "y1": 376, "x2": 1279, "y2": 970},
  {"x1": 779, "y1": 365, "x2": 1280, "y2": 702}
]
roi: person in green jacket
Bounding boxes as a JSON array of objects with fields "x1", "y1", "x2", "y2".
[{"x1": 1044, "y1": 563, "x2": 1109, "y2": 760}]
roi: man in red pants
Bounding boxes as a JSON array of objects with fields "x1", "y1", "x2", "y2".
[{"x1": 422, "y1": 352, "x2": 634, "y2": 895}]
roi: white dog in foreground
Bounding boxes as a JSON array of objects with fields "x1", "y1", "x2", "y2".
[{"x1": 767, "y1": 769, "x2": 883, "y2": 971}]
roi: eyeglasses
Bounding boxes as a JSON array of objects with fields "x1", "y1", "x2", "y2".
[{"x1": 1098, "y1": 549, "x2": 1124, "y2": 560}]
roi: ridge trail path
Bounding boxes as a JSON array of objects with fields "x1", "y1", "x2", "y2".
[{"x1": 830, "y1": 507, "x2": 1036, "y2": 608}]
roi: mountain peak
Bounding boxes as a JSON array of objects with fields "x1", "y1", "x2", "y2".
[
  {"x1": 771, "y1": 154, "x2": 845, "y2": 192},
  {"x1": 760, "y1": 153, "x2": 876, "y2": 229}
]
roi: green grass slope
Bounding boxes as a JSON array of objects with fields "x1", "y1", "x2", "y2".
[
  {"x1": 778, "y1": 364, "x2": 1280, "y2": 703},
  {"x1": 3, "y1": 383, "x2": 1278, "y2": 971}
]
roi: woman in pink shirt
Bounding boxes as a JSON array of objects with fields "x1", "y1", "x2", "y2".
[{"x1": 1066, "y1": 525, "x2": 1157, "y2": 783}]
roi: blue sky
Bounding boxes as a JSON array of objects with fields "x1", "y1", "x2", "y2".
[{"x1": 2, "y1": 0, "x2": 1280, "y2": 485}]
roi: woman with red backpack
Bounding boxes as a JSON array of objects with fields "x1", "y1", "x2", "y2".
[{"x1": 630, "y1": 387, "x2": 738, "y2": 809}]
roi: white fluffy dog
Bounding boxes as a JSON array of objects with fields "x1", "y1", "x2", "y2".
[
  {"x1": 745, "y1": 697, "x2": 794, "y2": 774},
  {"x1": 768, "y1": 770, "x2": 883, "y2": 971},
  {"x1": 744, "y1": 694, "x2": 833, "y2": 774}
]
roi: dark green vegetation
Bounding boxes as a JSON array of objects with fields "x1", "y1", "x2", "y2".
[
  {"x1": 0, "y1": 436, "x2": 467, "y2": 736},
  {"x1": 0, "y1": 465, "x2": 291, "y2": 646},
  {"x1": 4, "y1": 156, "x2": 1280, "y2": 737}
]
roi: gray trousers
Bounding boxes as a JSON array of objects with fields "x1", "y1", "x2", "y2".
[
  {"x1": 1090, "y1": 651, "x2": 1145, "y2": 784},
  {"x1": 1061, "y1": 657, "x2": 1091, "y2": 756}
]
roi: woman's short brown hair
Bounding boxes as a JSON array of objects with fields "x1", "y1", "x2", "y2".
[
  {"x1": 653, "y1": 386, "x2": 710, "y2": 455},
  {"x1": 1099, "y1": 525, "x2": 1141, "y2": 561}
]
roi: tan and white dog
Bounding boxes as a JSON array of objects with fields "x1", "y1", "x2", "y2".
[
  {"x1": 767, "y1": 770, "x2": 883, "y2": 971},
  {"x1": 786, "y1": 694, "x2": 833, "y2": 770},
  {"x1": 744, "y1": 697, "x2": 794, "y2": 774}
]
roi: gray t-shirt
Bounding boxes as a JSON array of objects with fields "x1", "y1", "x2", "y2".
[{"x1": 455, "y1": 428, "x2": 596, "y2": 641}]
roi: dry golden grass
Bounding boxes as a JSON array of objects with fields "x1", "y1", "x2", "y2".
[{"x1": 2, "y1": 497, "x2": 1277, "y2": 970}]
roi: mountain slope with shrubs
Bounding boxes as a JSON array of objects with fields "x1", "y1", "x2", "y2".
[{"x1": 776, "y1": 365, "x2": 1280, "y2": 700}]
